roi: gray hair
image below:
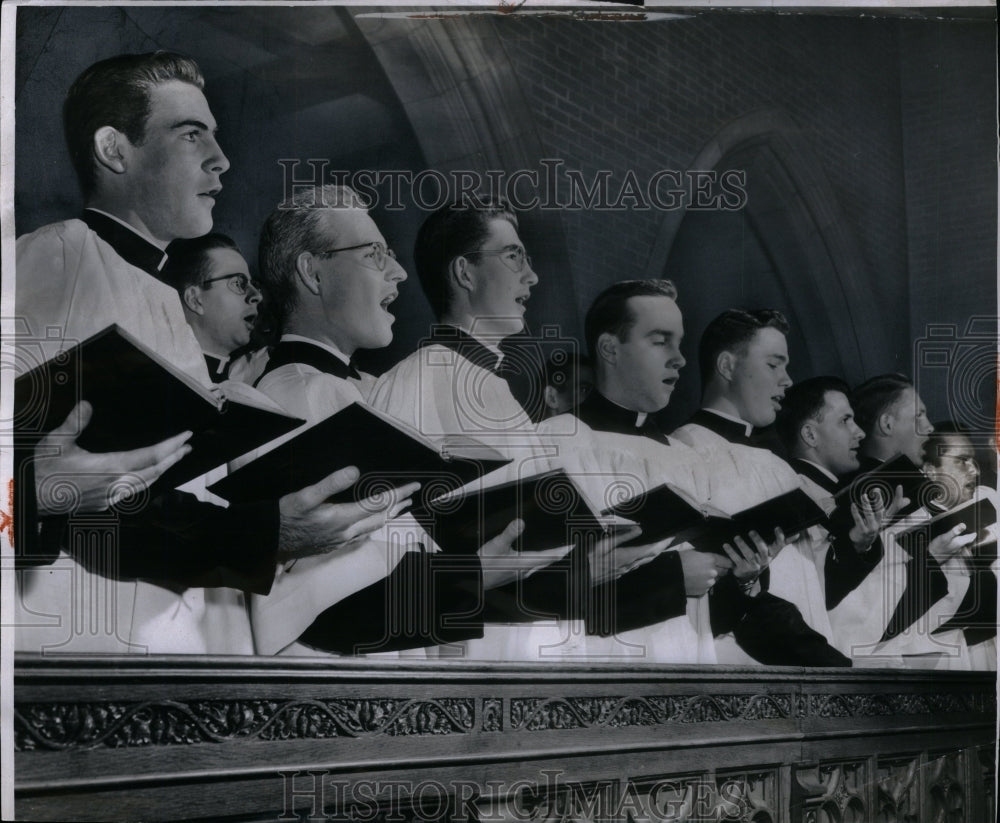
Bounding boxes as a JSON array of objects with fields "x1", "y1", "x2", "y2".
[{"x1": 257, "y1": 184, "x2": 370, "y2": 330}]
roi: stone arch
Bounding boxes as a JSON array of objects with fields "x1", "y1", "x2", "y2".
[{"x1": 644, "y1": 109, "x2": 890, "y2": 386}]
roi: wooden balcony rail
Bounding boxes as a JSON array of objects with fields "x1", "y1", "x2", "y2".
[{"x1": 12, "y1": 655, "x2": 997, "y2": 822}]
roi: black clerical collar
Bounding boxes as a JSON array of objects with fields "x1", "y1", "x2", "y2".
[
  {"x1": 81, "y1": 209, "x2": 169, "y2": 279},
  {"x1": 204, "y1": 353, "x2": 231, "y2": 384},
  {"x1": 688, "y1": 408, "x2": 754, "y2": 446},
  {"x1": 792, "y1": 458, "x2": 842, "y2": 494},
  {"x1": 420, "y1": 325, "x2": 504, "y2": 373},
  {"x1": 575, "y1": 390, "x2": 669, "y2": 444},
  {"x1": 256, "y1": 339, "x2": 360, "y2": 384}
]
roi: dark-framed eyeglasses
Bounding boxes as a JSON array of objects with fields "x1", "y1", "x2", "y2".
[
  {"x1": 464, "y1": 246, "x2": 532, "y2": 273},
  {"x1": 316, "y1": 241, "x2": 397, "y2": 272},
  {"x1": 200, "y1": 273, "x2": 260, "y2": 297},
  {"x1": 940, "y1": 452, "x2": 978, "y2": 468}
]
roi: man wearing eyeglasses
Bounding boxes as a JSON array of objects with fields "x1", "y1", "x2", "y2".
[
  {"x1": 13, "y1": 53, "x2": 409, "y2": 654},
  {"x1": 368, "y1": 202, "x2": 699, "y2": 662},
  {"x1": 247, "y1": 185, "x2": 566, "y2": 657},
  {"x1": 255, "y1": 185, "x2": 407, "y2": 418},
  {"x1": 369, "y1": 200, "x2": 540, "y2": 440},
  {"x1": 164, "y1": 233, "x2": 265, "y2": 383}
]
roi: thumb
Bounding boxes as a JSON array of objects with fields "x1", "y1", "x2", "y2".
[
  {"x1": 498, "y1": 518, "x2": 525, "y2": 545},
  {"x1": 51, "y1": 400, "x2": 92, "y2": 439},
  {"x1": 478, "y1": 519, "x2": 525, "y2": 559}
]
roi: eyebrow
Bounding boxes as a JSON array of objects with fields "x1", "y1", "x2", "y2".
[
  {"x1": 169, "y1": 119, "x2": 217, "y2": 133},
  {"x1": 767, "y1": 353, "x2": 788, "y2": 363}
]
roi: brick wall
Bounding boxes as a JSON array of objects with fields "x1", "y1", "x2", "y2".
[
  {"x1": 899, "y1": 19, "x2": 997, "y2": 425},
  {"x1": 496, "y1": 14, "x2": 917, "y2": 345}
]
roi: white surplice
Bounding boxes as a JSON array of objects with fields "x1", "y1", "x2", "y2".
[{"x1": 14, "y1": 218, "x2": 252, "y2": 655}]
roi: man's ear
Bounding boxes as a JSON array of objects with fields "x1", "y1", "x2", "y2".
[
  {"x1": 596, "y1": 331, "x2": 618, "y2": 366},
  {"x1": 543, "y1": 385, "x2": 560, "y2": 414},
  {"x1": 716, "y1": 350, "x2": 737, "y2": 382},
  {"x1": 295, "y1": 252, "x2": 322, "y2": 296},
  {"x1": 800, "y1": 421, "x2": 818, "y2": 449},
  {"x1": 93, "y1": 126, "x2": 128, "y2": 175},
  {"x1": 182, "y1": 284, "x2": 205, "y2": 315},
  {"x1": 876, "y1": 410, "x2": 895, "y2": 437},
  {"x1": 449, "y1": 255, "x2": 474, "y2": 294}
]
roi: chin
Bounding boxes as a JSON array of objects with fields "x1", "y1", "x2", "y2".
[
  {"x1": 178, "y1": 216, "x2": 214, "y2": 240},
  {"x1": 759, "y1": 410, "x2": 778, "y2": 427},
  {"x1": 371, "y1": 328, "x2": 394, "y2": 350}
]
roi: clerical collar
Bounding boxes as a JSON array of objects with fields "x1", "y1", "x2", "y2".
[
  {"x1": 793, "y1": 458, "x2": 840, "y2": 492},
  {"x1": 256, "y1": 336, "x2": 360, "y2": 384},
  {"x1": 704, "y1": 408, "x2": 754, "y2": 436},
  {"x1": 421, "y1": 325, "x2": 505, "y2": 372},
  {"x1": 203, "y1": 353, "x2": 231, "y2": 383},
  {"x1": 575, "y1": 390, "x2": 669, "y2": 443},
  {"x1": 280, "y1": 334, "x2": 352, "y2": 367},
  {"x1": 82, "y1": 208, "x2": 169, "y2": 277},
  {"x1": 688, "y1": 408, "x2": 754, "y2": 445}
]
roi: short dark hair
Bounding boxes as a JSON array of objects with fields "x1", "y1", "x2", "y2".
[
  {"x1": 697, "y1": 309, "x2": 790, "y2": 391},
  {"x1": 64, "y1": 52, "x2": 205, "y2": 197},
  {"x1": 258, "y1": 184, "x2": 369, "y2": 331},
  {"x1": 164, "y1": 233, "x2": 242, "y2": 292},
  {"x1": 583, "y1": 279, "x2": 678, "y2": 361},
  {"x1": 413, "y1": 200, "x2": 518, "y2": 320},
  {"x1": 776, "y1": 376, "x2": 851, "y2": 453},
  {"x1": 851, "y1": 373, "x2": 912, "y2": 436}
]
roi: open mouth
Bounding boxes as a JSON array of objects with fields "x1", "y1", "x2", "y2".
[
  {"x1": 771, "y1": 394, "x2": 784, "y2": 409},
  {"x1": 380, "y1": 293, "x2": 398, "y2": 311},
  {"x1": 514, "y1": 295, "x2": 530, "y2": 308},
  {"x1": 662, "y1": 376, "x2": 678, "y2": 387},
  {"x1": 243, "y1": 313, "x2": 257, "y2": 330}
]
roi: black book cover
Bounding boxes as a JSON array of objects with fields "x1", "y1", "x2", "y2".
[
  {"x1": 694, "y1": 487, "x2": 830, "y2": 552},
  {"x1": 602, "y1": 483, "x2": 711, "y2": 543},
  {"x1": 13, "y1": 324, "x2": 304, "y2": 491},
  {"x1": 209, "y1": 402, "x2": 510, "y2": 504},
  {"x1": 897, "y1": 497, "x2": 996, "y2": 545},
  {"x1": 411, "y1": 469, "x2": 606, "y2": 553},
  {"x1": 830, "y1": 454, "x2": 928, "y2": 533},
  {"x1": 605, "y1": 484, "x2": 827, "y2": 556}
]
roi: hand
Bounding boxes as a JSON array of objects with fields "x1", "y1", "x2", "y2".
[
  {"x1": 34, "y1": 401, "x2": 193, "y2": 514},
  {"x1": 721, "y1": 529, "x2": 781, "y2": 589},
  {"x1": 585, "y1": 528, "x2": 673, "y2": 586},
  {"x1": 277, "y1": 468, "x2": 418, "y2": 562},
  {"x1": 926, "y1": 523, "x2": 979, "y2": 564},
  {"x1": 849, "y1": 484, "x2": 908, "y2": 553},
  {"x1": 477, "y1": 519, "x2": 576, "y2": 590},
  {"x1": 679, "y1": 550, "x2": 732, "y2": 597}
]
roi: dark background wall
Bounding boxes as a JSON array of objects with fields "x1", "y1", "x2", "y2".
[{"x1": 12, "y1": 5, "x2": 996, "y2": 434}]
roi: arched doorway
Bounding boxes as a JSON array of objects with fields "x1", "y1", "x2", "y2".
[{"x1": 647, "y1": 110, "x2": 891, "y2": 428}]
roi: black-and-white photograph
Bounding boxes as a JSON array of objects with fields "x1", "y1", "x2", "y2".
[{"x1": 2, "y1": 1, "x2": 997, "y2": 820}]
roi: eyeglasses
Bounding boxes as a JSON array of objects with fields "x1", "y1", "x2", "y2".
[
  {"x1": 464, "y1": 246, "x2": 533, "y2": 273},
  {"x1": 316, "y1": 241, "x2": 398, "y2": 272},
  {"x1": 200, "y1": 273, "x2": 260, "y2": 297},
  {"x1": 941, "y1": 453, "x2": 978, "y2": 468}
]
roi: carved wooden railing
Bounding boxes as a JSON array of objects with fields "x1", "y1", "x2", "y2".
[{"x1": 12, "y1": 656, "x2": 997, "y2": 822}]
